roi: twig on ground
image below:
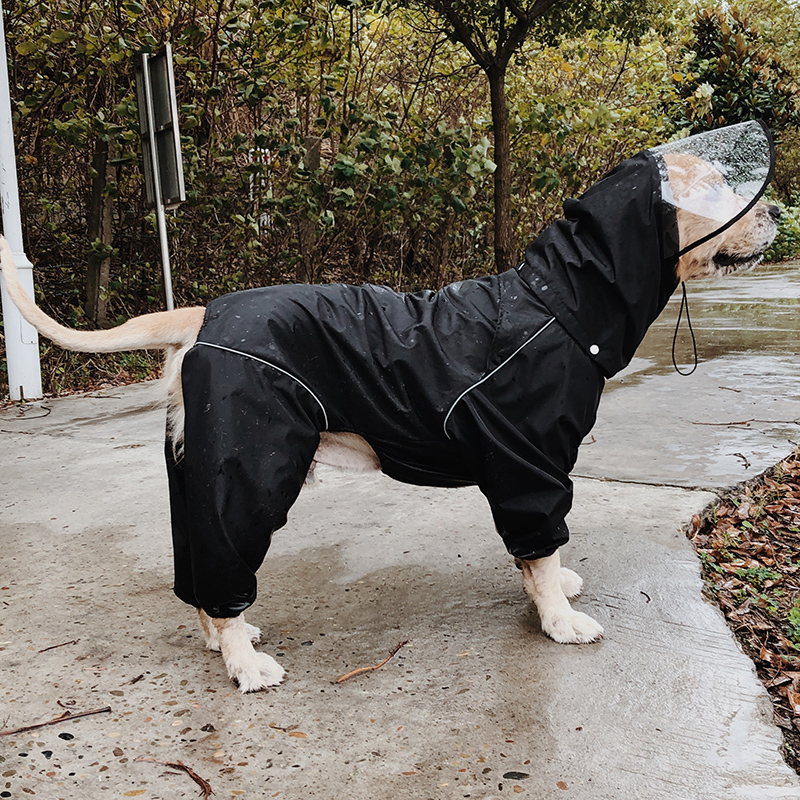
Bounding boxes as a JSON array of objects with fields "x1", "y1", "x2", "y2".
[
  {"x1": 690, "y1": 418, "x2": 754, "y2": 427},
  {"x1": 38, "y1": 639, "x2": 80, "y2": 653},
  {"x1": 336, "y1": 640, "x2": 409, "y2": 684},
  {"x1": 690, "y1": 418, "x2": 800, "y2": 427},
  {"x1": 134, "y1": 757, "x2": 213, "y2": 798},
  {"x1": 125, "y1": 674, "x2": 145, "y2": 686},
  {"x1": 0, "y1": 706, "x2": 112, "y2": 737},
  {"x1": 731, "y1": 452, "x2": 752, "y2": 469}
]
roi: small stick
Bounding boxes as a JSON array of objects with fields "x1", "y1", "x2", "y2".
[
  {"x1": 37, "y1": 639, "x2": 80, "y2": 653},
  {"x1": 690, "y1": 419, "x2": 754, "y2": 427},
  {"x1": 134, "y1": 757, "x2": 213, "y2": 798},
  {"x1": 731, "y1": 452, "x2": 751, "y2": 469},
  {"x1": 0, "y1": 706, "x2": 111, "y2": 737},
  {"x1": 336, "y1": 640, "x2": 409, "y2": 684}
]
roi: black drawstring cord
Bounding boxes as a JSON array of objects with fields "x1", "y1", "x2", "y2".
[{"x1": 672, "y1": 282, "x2": 698, "y2": 376}]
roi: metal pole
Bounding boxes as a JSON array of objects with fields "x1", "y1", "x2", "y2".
[
  {"x1": 141, "y1": 52, "x2": 174, "y2": 311},
  {"x1": 0, "y1": 0, "x2": 42, "y2": 400}
]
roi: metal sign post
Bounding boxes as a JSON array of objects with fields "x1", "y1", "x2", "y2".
[
  {"x1": 135, "y1": 43, "x2": 185, "y2": 311},
  {"x1": 0, "y1": 0, "x2": 42, "y2": 400}
]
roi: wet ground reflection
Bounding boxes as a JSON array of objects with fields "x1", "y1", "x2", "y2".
[{"x1": 576, "y1": 260, "x2": 800, "y2": 488}]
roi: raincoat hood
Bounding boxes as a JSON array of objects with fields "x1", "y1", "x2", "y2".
[{"x1": 521, "y1": 120, "x2": 774, "y2": 378}]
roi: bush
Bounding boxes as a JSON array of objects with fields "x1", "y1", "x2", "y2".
[{"x1": 765, "y1": 205, "x2": 800, "y2": 263}]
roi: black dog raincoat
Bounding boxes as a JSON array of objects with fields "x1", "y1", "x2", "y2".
[{"x1": 167, "y1": 122, "x2": 774, "y2": 617}]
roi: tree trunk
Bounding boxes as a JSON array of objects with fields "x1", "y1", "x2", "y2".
[
  {"x1": 296, "y1": 136, "x2": 321, "y2": 283},
  {"x1": 86, "y1": 136, "x2": 114, "y2": 326},
  {"x1": 486, "y1": 64, "x2": 515, "y2": 273}
]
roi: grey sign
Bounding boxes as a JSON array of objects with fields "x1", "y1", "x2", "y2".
[{"x1": 136, "y1": 43, "x2": 185, "y2": 209}]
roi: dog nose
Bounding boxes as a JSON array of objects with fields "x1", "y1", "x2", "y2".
[{"x1": 767, "y1": 204, "x2": 781, "y2": 221}]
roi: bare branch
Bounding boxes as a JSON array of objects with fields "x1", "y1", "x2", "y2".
[{"x1": 434, "y1": 0, "x2": 490, "y2": 68}]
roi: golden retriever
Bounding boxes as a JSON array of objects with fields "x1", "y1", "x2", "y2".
[{"x1": 0, "y1": 151, "x2": 780, "y2": 691}]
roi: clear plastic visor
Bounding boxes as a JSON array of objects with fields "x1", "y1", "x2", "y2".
[{"x1": 649, "y1": 121, "x2": 774, "y2": 255}]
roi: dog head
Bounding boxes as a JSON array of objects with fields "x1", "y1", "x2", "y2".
[{"x1": 663, "y1": 151, "x2": 780, "y2": 282}]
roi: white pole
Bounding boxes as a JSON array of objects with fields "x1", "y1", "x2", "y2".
[
  {"x1": 141, "y1": 52, "x2": 174, "y2": 311},
  {"x1": 0, "y1": 0, "x2": 42, "y2": 400}
]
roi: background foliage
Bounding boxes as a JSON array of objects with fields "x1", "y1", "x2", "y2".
[{"x1": 1, "y1": 0, "x2": 799, "y2": 396}]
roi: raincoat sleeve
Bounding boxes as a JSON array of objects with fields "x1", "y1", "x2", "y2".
[{"x1": 449, "y1": 394, "x2": 573, "y2": 561}]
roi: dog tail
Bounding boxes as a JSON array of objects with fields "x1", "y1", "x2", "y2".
[{"x1": 0, "y1": 237, "x2": 204, "y2": 352}]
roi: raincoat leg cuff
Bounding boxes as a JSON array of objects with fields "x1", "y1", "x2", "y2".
[
  {"x1": 510, "y1": 543, "x2": 563, "y2": 562},
  {"x1": 199, "y1": 597, "x2": 256, "y2": 619},
  {"x1": 504, "y1": 519, "x2": 570, "y2": 561}
]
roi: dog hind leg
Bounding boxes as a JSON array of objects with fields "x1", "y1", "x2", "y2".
[
  {"x1": 197, "y1": 608, "x2": 261, "y2": 651},
  {"x1": 212, "y1": 615, "x2": 285, "y2": 692},
  {"x1": 519, "y1": 551, "x2": 603, "y2": 643}
]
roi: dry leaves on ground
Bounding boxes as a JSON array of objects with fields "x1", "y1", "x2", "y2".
[{"x1": 688, "y1": 449, "x2": 800, "y2": 773}]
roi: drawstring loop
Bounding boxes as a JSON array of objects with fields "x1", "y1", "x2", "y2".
[{"x1": 672, "y1": 282, "x2": 698, "y2": 376}]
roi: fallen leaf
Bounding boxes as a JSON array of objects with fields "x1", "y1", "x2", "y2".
[
  {"x1": 787, "y1": 690, "x2": 800, "y2": 715},
  {"x1": 557, "y1": 781, "x2": 569, "y2": 790},
  {"x1": 288, "y1": 731, "x2": 307, "y2": 739}
]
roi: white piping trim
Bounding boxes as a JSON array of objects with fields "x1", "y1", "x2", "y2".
[
  {"x1": 195, "y1": 341, "x2": 329, "y2": 430},
  {"x1": 442, "y1": 316, "x2": 556, "y2": 440}
]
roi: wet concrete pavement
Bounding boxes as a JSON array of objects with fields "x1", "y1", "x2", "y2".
[
  {"x1": 1, "y1": 261, "x2": 800, "y2": 799},
  {"x1": 578, "y1": 261, "x2": 800, "y2": 488}
]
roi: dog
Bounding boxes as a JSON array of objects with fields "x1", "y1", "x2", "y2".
[{"x1": 0, "y1": 147, "x2": 780, "y2": 692}]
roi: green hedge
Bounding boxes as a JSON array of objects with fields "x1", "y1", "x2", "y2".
[{"x1": 765, "y1": 205, "x2": 800, "y2": 264}]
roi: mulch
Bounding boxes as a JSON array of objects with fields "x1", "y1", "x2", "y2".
[{"x1": 688, "y1": 448, "x2": 800, "y2": 773}]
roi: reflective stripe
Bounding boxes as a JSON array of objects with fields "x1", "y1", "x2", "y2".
[
  {"x1": 442, "y1": 316, "x2": 556, "y2": 440},
  {"x1": 194, "y1": 341, "x2": 329, "y2": 431}
]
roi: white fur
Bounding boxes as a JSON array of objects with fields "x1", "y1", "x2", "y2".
[
  {"x1": 519, "y1": 552, "x2": 604, "y2": 644},
  {"x1": 198, "y1": 608, "x2": 262, "y2": 651},
  {"x1": 559, "y1": 566, "x2": 584, "y2": 599},
  {"x1": 211, "y1": 614, "x2": 285, "y2": 692}
]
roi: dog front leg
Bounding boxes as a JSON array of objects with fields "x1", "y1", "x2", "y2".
[
  {"x1": 519, "y1": 551, "x2": 604, "y2": 644},
  {"x1": 197, "y1": 608, "x2": 262, "y2": 651},
  {"x1": 206, "y1": 614, "x2": 285, "y2": 692}
]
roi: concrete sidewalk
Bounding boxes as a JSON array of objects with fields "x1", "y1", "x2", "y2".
[{"x1": 2, "y1": 263, "x2": 800, "y2": 799}]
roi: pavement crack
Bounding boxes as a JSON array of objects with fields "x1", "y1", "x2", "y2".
[{"x1": 573, "y1": 473, "x2": 722, "y2": 493}]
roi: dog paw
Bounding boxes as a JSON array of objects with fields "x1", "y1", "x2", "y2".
[
  {"x1": 559, "y1": 568, "x2": 583, "y2": 599},
  {"x1": 541, "y1": 608, "x2": 604, "y2": 644},
  {"x1": 227, "y1": 651, "x2": 286, "y2": 693},
  {"x1": 244, "y1": 622, "x2": 262, "y2": 644}
]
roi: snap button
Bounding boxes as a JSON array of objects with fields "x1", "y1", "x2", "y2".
[{"x1": 589, "y1": 344, "x2": 600, "y2": 355}]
